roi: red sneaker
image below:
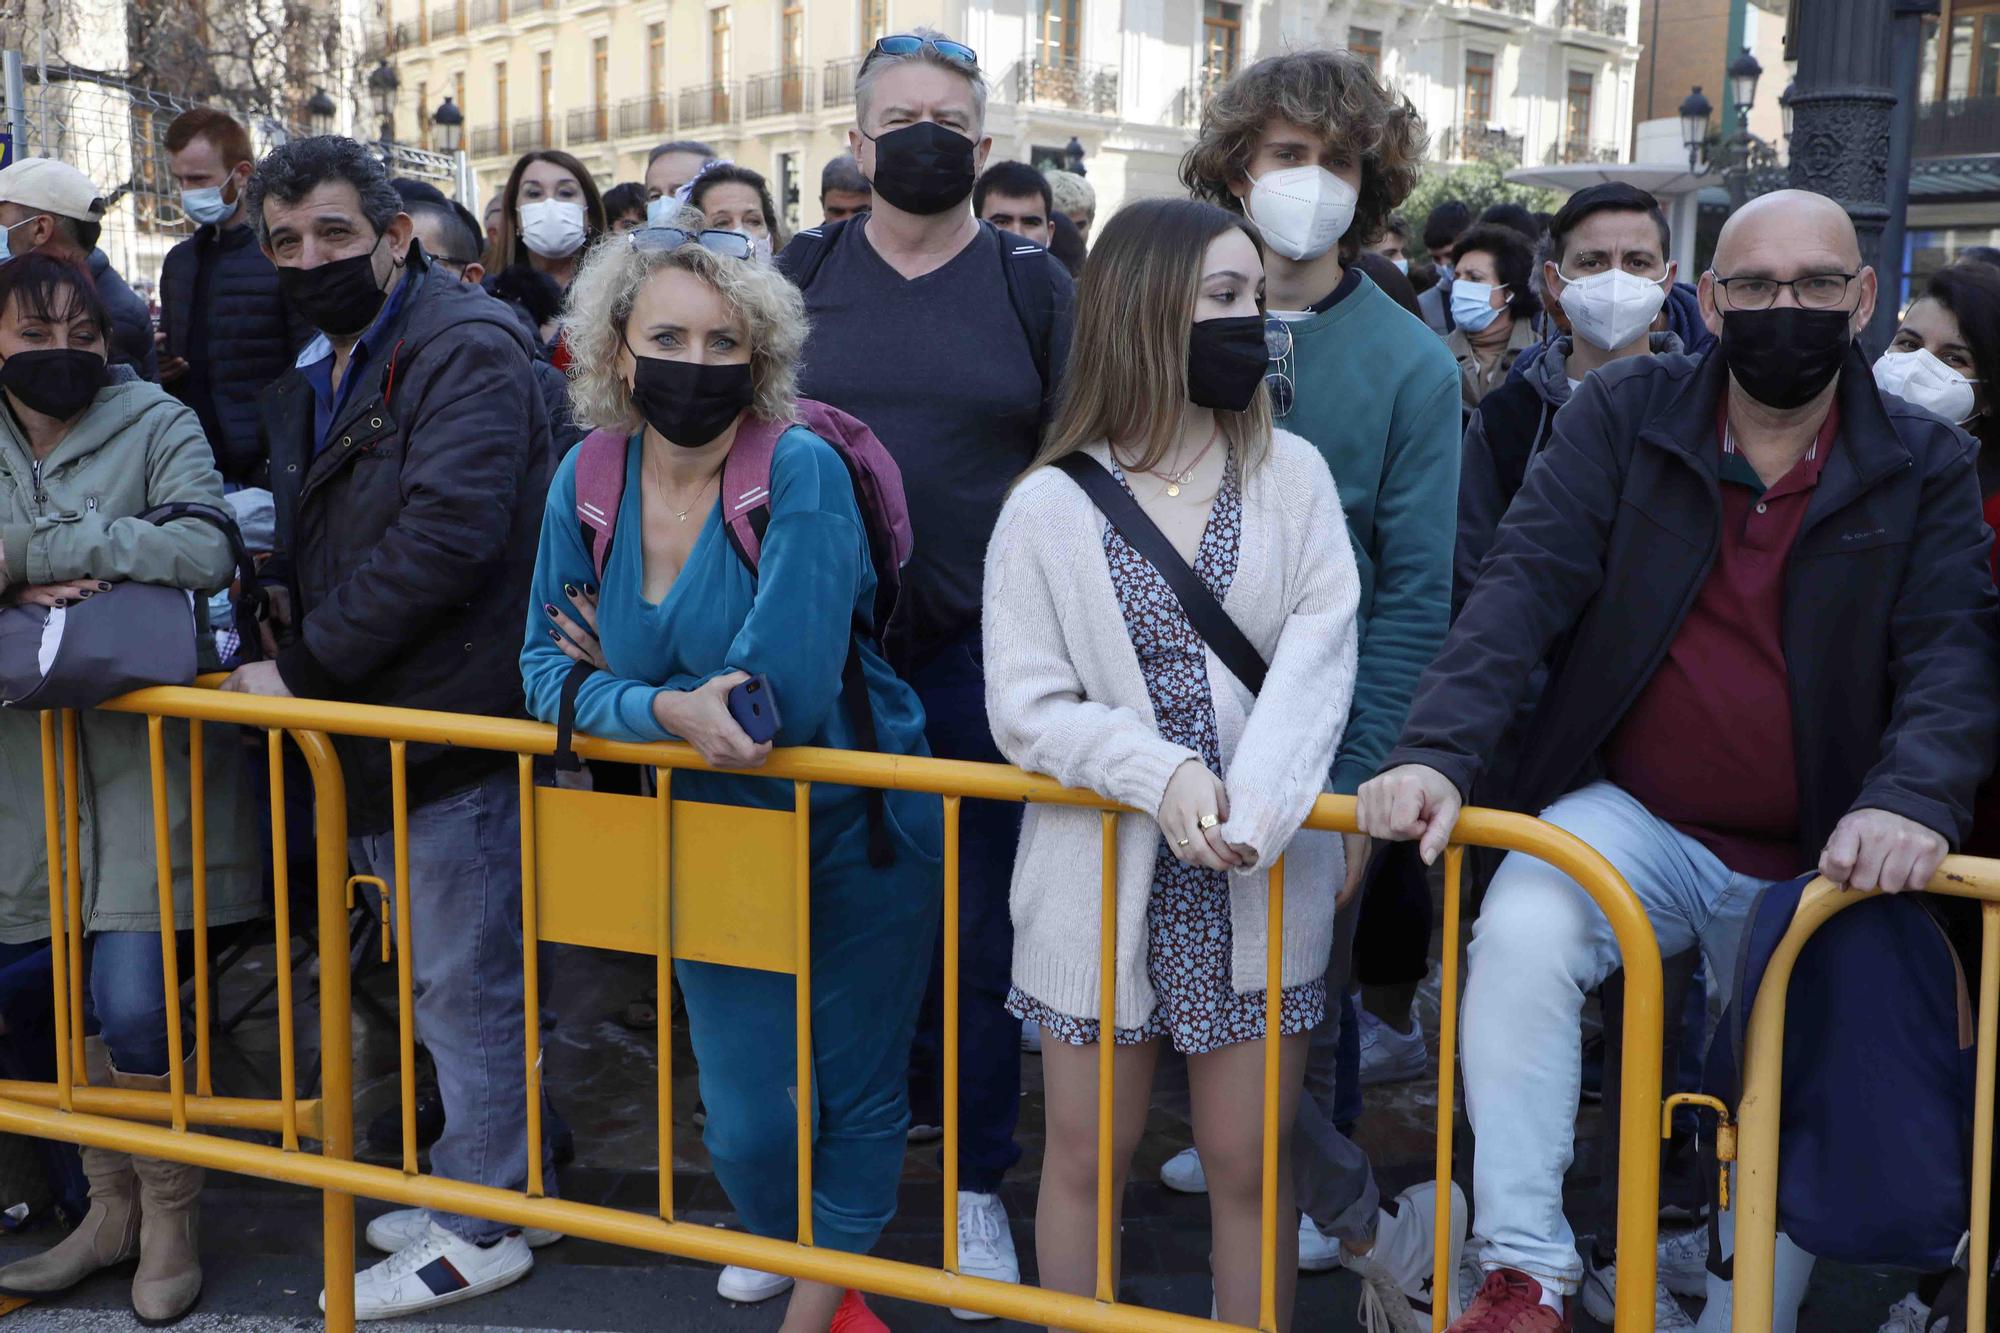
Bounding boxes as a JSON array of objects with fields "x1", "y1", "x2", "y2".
[
  {"x1": 829, "y1": 1288, "x2": 890, "y2": 1333},
  {"x1": 1449, "y1": 1269, "x2": 1573, "y2": 1331}
]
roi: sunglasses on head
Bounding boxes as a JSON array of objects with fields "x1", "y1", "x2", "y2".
[
  {"x1": 864, "y1": 34, "x2": 979, "y2": 71},
  {"x1": 628, "y1": 225, "x2": 754, "y2": 260}
]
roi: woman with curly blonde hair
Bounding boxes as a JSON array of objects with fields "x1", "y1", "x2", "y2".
[
  {"x1": 517, "y1": 218, "x2": 942, "y2": 1333},
  {"x1": 1175, "y1": 48, "x2": 1472, "y2": 1327}
]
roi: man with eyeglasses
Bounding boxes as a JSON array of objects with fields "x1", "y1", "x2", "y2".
[
  {"x1": 1360, "y1": 189, "x2": 2000, "y2": 1331},
  {"x1": 1172, "y1": 48, "x2": 1465, "y2": 1324},
  {"x1": 768, "y1": 28, "x2": 1072, "y2": 1317}
]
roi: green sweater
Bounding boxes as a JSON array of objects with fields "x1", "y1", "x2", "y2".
[{"x1": 1278, "y1": 272, "x2": 1462, "y2": 794}]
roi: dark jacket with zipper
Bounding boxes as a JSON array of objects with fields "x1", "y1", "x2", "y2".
[
  {"x1": 160, "y1": 219, "x2": 313, "y2": 485},
  {"x1": 260, "y1": 246, "x2": 552, "y2": 832},
  {"x1": 86, "y1": 249, "x2": 158, "y2": 383},
  {"x1": 1385, "y1": 342, "x2": 2000, "y2": 858}
]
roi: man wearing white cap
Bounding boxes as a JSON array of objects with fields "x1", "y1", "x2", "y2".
[{"x1": 0, "y1": 157, "x2": 157, "y2": 379}]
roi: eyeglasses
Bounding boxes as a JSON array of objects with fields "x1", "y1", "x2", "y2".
[
  {"x1": 1711, "y1": 272, "x2": 1860, "y2": 312},
  {"x1": 628, "y1": 225, "x2": 754, "y2": 260},
  {"x1": 862, "y1": 34, "x2": 980, "y2": 73},
  {"x1": 1264, "y1": 316, "x2": 1295, "y2": 419}
]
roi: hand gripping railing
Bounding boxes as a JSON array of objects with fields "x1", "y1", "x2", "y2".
[{"x1": 7, "y1": 683, "x2": 1667, "y2": 1332}]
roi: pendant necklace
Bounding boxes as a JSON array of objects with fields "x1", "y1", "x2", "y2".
[
  {"x1": 1144, "y1": 423, "x2": 1220, "y2": 498},
  {"x1": 651, "y1": 458, "x2": 719, "y2": 522}
]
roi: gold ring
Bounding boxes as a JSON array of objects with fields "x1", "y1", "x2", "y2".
[
  {"x1": 1175, "y1": 837, "x2": 1191, "y2": 847},
  {"x1": 1198, "y1": 814, "x2": 1220, "y2": 830}
]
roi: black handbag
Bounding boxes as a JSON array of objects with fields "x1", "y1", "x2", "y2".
[{"x1": 1053, "y1": 453, "x2": 1269, "y2": 695}]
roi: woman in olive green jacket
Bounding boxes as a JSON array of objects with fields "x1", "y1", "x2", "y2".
[{"x1": 0, "y1": 252, "x2": 257, "y2": 1324}]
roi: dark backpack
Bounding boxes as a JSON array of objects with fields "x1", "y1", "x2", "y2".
[
  {"x1": 1703, "y1": 875, "x2": 1976, "y2": 1272},
  {"x1": 559, "y1": 408, "x2": 913, "y2": 865},
  {"x1": 777, "y1": 217, "x2": 1067, "y2": 420}
]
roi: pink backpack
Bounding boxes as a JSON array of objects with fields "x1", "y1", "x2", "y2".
[
  {"x1": 571, "y1": 400, "x2": 911, "y2": 640},
  {"x1": 567, "y1": 402, "x2": 911, "y2": 864}
]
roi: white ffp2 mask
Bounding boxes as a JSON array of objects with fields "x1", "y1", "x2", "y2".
[
  {"x1": 1244, "y1": 166, "x2": 1358, "y2": 263},
  {"x1": 1557, "y1": 267, "x2": 1669, "y2": 353},
  {"x1": 517, "y1": 199, "x2": 588, "y2": 259},
  {"x1": 1874, "y1": 347, "x2": 1980, "y2": 425}
]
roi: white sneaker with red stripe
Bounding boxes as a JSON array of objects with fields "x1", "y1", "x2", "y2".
[{"x1": 327, "y1": 1216, "x2": 533, "y2": 1320}]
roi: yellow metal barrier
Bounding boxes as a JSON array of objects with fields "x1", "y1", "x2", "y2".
[
  {"x1": 1732, "y1": 861, "x2": 2000, "y2": 1333},
  {"x1": 15, "y1": 683, "x2": 1669, "y2": 1332}
]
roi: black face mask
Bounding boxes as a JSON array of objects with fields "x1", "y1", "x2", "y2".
[
  {"x1": 1186, "y1": 315, "x2": 1269, "y2": 413},
  {"x1": 277, "y1": 236, "x2": 389, "y2": 338},
  {"x1": 1, "y1": 348, "x2": 108, "y2": 420},
  {"x1": 630, "y1": 355, "x2": 756, "y2": 448},
  {"x1": 864, "y1": 122, "x2": 977, "y2": 216},
  {"x1": 1718, "y1": 306, "x2": 1854, "y2": 410}
]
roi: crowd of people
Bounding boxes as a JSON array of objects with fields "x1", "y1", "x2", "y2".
[{"x1": 0, "y1": 23, "x2": 1994, "y2": 1333}]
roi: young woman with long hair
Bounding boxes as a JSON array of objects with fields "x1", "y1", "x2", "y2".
[
  {"x1": 485, "y1": 149, "x2": 607, "y2": 296},
  {"x1": 982, "y1": 197, "x2": 1360, "y2": 1330}
]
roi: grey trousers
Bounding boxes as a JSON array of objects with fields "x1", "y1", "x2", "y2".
[{"x1": 1153, "y1": 898, "x2": 1381, "y2": 1244}]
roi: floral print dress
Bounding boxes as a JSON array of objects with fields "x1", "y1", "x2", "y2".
[{"x1": 1008, "y1": 452, "x2": 1326, "y2": 1054}]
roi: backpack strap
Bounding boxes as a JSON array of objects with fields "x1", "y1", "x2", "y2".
[
  {"x1": 572, "y1": 429, "x2": 630, "y2": 581},
  {"x1": 719, "y1": 416, "x2": 792, "y2": 573},
  {"x1": 776, "y1": 218, "x2": 848, "y2": 293},
  {"x1": 552, "y1": 658, "x2": 593, "y2": 772},
  {"x1": 989, "y1": 221, "x2": 1063, "y2": 420}
]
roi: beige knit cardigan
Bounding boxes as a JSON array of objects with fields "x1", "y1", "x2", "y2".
[{"x1": 982, "y1": 431, "x2": 1362, "y2": 1030}]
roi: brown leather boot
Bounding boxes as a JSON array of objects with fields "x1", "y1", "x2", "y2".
[
  {"x1": 0, "y1": 1141, "x2": 139, "y2": 1296},
  {"x1": 112, "y1": 1067, "x2": 203, "y2": 1326}
]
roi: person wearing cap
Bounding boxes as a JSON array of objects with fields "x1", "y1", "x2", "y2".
[
  {"x1": 0, "y1": 157, "x2": 156, "y2": 380},
  {"x1": 158, "y1": 109, "x2": 311, "y2": 487}
]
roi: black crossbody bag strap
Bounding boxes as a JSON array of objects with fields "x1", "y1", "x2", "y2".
[{"x1": 1052, "y1": 454, "x2": 1268, "y2": 696}]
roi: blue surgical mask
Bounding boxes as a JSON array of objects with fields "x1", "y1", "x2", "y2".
[
  {"x1": 0, "y1": 216, "x2": 38, "y2": 263},
  {"x1": 646, "y1": 195, "x2": 675, "y2": 227},
  {"x1": 181, "y1": 184, "x2": 234, "y2": 227},
  {"x1": 1451, "y1": 280, "x2": 1507, "y2": 334}
]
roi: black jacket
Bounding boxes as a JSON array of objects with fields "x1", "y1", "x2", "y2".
[
  {"x1": 160, "y1": 220, "x2": 312, "y2": 484},
  {"x1": 87, "y1": 249, "x2": 157, "y2": 382},
  {"x1": 261, "y1": 247, "x2": 552, "y2": 831},
  {"x1": 1387, "y1": 343, "x2": 2000, "y2": 857}
]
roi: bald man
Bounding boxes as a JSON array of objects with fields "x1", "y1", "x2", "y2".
[{"x1": 1355, "y1": 189, "x2": 2000, "y2": 1330}]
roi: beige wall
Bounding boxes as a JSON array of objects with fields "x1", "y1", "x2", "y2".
[{"x1": 1631, "y1": 0, "x2": 1789, "y2": 155}]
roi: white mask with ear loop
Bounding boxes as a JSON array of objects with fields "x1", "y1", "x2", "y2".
[
  {"x1": 1243, "y1": 166, "x2": 1358, "y2": 262},
  {"x1": 1873, "y1": 346, "x2": 1980, "y2": 425}
]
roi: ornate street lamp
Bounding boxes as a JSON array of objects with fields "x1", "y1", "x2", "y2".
[
  {"x1": 432, "y1": 94, "x2": 463, "y2": 154},
  {"x1": 1677, "y1": 86, "x2": 1712, "y2": 170},
  {"x1": 1779, "y1": 80, "x2": 1796, "y2": 140},
  {"x1": 368, "y1": 61, "x2": 400, "y2": 143},
  {"x1": 1727, "y1": 47, "x2": 1764, "y2": 121},
  {"x1": 306, "y1": 88, "x2": 336, "y2": 137}
]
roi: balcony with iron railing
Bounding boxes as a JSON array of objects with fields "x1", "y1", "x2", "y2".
[
  {"x1": 746, "y1": 69, "x2": 814, "y2": 118},
  {"x1": 1440, "y1": 124, "x2": 1526, "y2": 162},
  {"x1": 1914, "y1": 96, "x2": 2000, "y2": 158},
  {"x1": 678, "y1": 82, "x2": 738, "y2": 129},
  {"x1": 1464, "y1": 0, "x2": 1536, "y2": 17},
  {"x1": 615, "y1": 97, "x2": 671, "y2": 139},
  {"x1": 566, "y1": 105, "x2": 611, "y2": 144},
  {"x1": 467, "y1": 0, "x2": 506, "y2": 26},
  {"x1": 471, "y1": 123, "x2": 509, "y2": 157},
  {"x1": 428, "y1": 1, "x2": 465, "y2": 39},
  {"x1": 823, "y1": 56, "x2": 862, "y2": 108},
  {"x1": 511, "y1": 116, "x2": 553, "y2": 152},
  {"x1": 392, "y1": 16, "x2": 423, "y2": 47},
  {"x1": 1547, "y1": 137, "x2": 1622, "y2": 164},
  {"x1": 1014, "y1": 58, "x2": 1121, "y2": 116},
  {"x1": 1555, "y1": 0, "x2": 1629, "y2": 37}
]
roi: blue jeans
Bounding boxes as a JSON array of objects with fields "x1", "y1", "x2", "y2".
[
  {"x1": 905, "y1": 633, "x2": 1024, "y2": 1193},
  {"x1": 349, "y1": 770, "x2": 547, "y2": 1243},
  {"x1": 89, "y1": 931, "x2": 189, "y2": 1077},
  {"x1": 1463, "y1": 781, "x2": 1765, "y2": 1292}
]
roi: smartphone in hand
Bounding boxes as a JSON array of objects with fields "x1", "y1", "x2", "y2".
[{"x1": 726, "y1": 674, "x2": 781, "y2": 744}]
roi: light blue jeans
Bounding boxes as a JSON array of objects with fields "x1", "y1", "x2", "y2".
[
  {"x1": 1462, "y1": 781, "x2": 1771, "y2": 1293},
  {"x1": 349, "y1": 770, "x2": 549, "y2": 1243}
]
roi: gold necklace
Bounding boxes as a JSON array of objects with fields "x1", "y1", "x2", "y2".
[
  {"x1": 1140, "y1": 423, "x2": 1220, "y2": 498},
  {"x1": 649, "y1": 458, "x2": 721, "y2": 523}
]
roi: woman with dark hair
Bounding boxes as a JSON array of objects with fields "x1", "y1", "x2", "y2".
[
  {"x1": 686, "y1": 162, "x2": 785, "y2": 259},
  {"x1": 1444, "y1": 222, "x2": 1541, "y2": 411},
  {"x1": 0, "y1": 253, "x2": 252, "y2": 1325},
  {"x1": 485, "y1": 150, "x2": 607, "y2": 295},
  {"x1": 984, "y1": 197, "x2": 1360, "y2": 1330}
]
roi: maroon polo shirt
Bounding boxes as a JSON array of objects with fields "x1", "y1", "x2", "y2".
[{"x1": 1601, "y1": 402, "x2": 1840, "y2": 880}]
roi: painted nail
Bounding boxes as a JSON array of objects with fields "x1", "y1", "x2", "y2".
[
  {"x1": 96, "y1": 582, "x2": 110, "y2": 591},
  {"x1": 52, "y1": 599, "x2": 66, "y2": 607},
  {"x1": 583, "y1": 584, "x2": 597, "y2": 596},
  {"x1": 78, "y1": 589, "x2": 92, "y2": 598},
  {"x1": 562, "y1": 583, "x2": 578, "y2": 598},
  {"x1": 548, "y1": 629, "x2": 562, "y2": 641}
]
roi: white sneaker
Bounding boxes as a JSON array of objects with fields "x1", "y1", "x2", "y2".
[
  {"x1": 1020, "y1": 1019, "x2": 1042, "y2": 1053},
  {"x1": 1879, "y1": 1292, "x2": 1937, "y2": 1333},
  {"x1": 1159, "y1": 1146, "x2": 1208, "y2": 1195},
  {"x1": 1298, "y1": 1214, "x2": 1344, "y2": 1273},
  {"x1": 1581, "y1": 1241, "x2": 1700, "y2": 1331},
  {"x1": 717, "y1": 1264, "x2": 793, "y2": 1303},
  {"x1": 951, "y1": 1191, "x2": 1019, "y2": 1321},
  {"x1": 1357, "y1": 1004, "x2": 1428, "y2": 1086},
  {"x1": 325, "y1": 1217, "x2": 532, "y2": 1321},
  {"x1": 1347, "y1": 1181, "x2": 1466, "y2": 1333},
  {"x1": 1658, "y1": 1225, "x2": 1712, "y2": 1296},
  {"x1": 366, "y1": 1206, "x2": 560, "y2": 1253}
]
